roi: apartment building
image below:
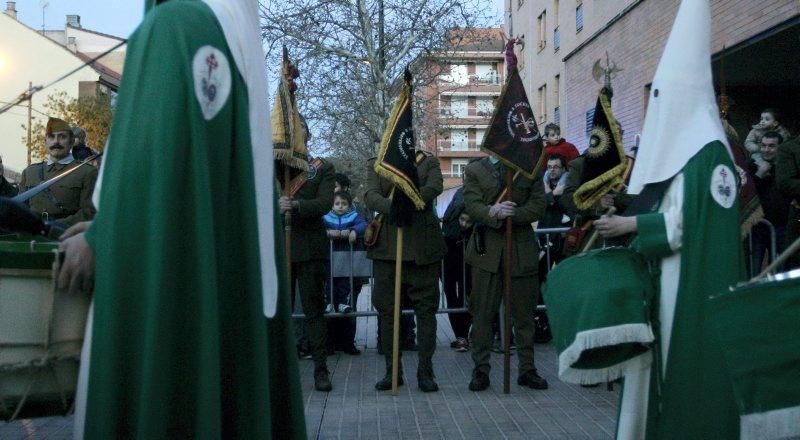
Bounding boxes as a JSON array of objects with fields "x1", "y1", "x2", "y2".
[
  {"x1": 417, "y1": 29, "x2": 505, "y2": 189},
  {"x1": 506, "y1": 0, "x2": 800, "y2": 152}
]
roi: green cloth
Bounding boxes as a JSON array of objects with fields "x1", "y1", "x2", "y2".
[
  {"x1": 710, "y1": 273, "x2": 800, "y2": 440},
  {"x1": 81, "y1": 1, "x2": 305, "y2": 437},
  {"x1": 637, "y1": 140, "x2": 745, "y2": 439},
  {"x1": 543, "y1": 247, "x2": 655, "y2": 384}
]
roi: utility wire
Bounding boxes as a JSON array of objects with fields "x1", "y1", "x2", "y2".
[{"x1": 0, "y1": 39, "x2": 126, "y2": 116}]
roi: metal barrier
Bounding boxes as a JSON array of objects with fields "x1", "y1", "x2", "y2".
[
  {"x1": 746, "y1": 218, "x2": 778, "y2": 278},
  {"x1": 291, "y1": 227, "x2": 571, "y2": 319}
]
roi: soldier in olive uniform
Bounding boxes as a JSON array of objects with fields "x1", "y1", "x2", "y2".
[
  {"x1": 364, "y1": 151, "x2": 446, "y2": 392},
  {"x1": 279, "y1": 157, "x2": 336, "y2": 392},
  {"x1": 463, "y1": 157, "x2": 548, "y2": 391},
  {"x1": 19, "y1": 118, "x2": 97, "y2": 228}
]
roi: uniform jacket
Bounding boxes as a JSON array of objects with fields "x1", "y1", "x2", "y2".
[
  {"x1": 287, "y1": 159, "x2": 335, "y2": 262},
  {"x1": 364, "y1": 153, "x2": 446, "y2": 265},
  {"x1": 19, "y1": 159, "x2": 98, "y2": 226},
  {"x1": 463, "y1": 157, "x2": 546, "y2": 276},
  {"x1": 777, "y1": 136, "x2": 800, "y2": 203}
]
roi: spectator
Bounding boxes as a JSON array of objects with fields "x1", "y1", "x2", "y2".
[
  {"x1": 748, "y1": 131, "x2": 789, "y2": 273},
  {"x1": 542, "y1": 123, "x2": 579, "y2": 167},
  {"x1": 323, "y1": 190, "x2": 367, "y2": 355},
  {"x1": 441, "y1": 186, "x2": 473, "y2": 352},
  {"x1": 18, "y1": 117, "x2": 97, "y2": 228},
  {"x1": 776, "y1": 133, "x2": 800, "y2": 269},
  {"x1": 0, "y1": 155, "x2": 18, "y2": 197},
  {"x1": 541, "y1": 154, "x2": 570, "y2": 229},
  {"x1": 744, "y1": 108, "x2": 791, "y2": 159},
  {"x1": 71, "y1": 126, "x2": 96, "y2": 161}
]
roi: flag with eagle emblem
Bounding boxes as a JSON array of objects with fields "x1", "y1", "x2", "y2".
[
  {"x1": 573, "y1": 87, "x2": 627, "y2": 210},
  {"x1": 480, "y1": 66, "x2": 544, "y2": 179}
]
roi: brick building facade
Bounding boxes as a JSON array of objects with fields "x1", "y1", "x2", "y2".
[
  {"x1": 506, "y1": 0, "x2": 800, "y2": 153},
  {"x1": 417, "y1": 29, "x2": 505, "y2": 189}
]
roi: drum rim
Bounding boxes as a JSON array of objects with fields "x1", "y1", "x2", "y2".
[{"x1": 731, "y1": 268, "x2": 800, "y2": 290}]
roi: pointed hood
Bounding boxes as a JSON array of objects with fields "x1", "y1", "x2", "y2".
[
  {"x1": 628, "y1": 0, "x2": 730, "y2": 194},
  {"x1": 201, "y1": 0, "x2": 277, "y2": 318}
]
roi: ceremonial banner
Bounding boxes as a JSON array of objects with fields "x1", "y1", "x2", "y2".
[
  {"x1": 271, "y1": 47, "x2": 309, "y2": 172},
  {"x1": 374, "y1": 70, "x2": 425, "y2": 215},
  {"x1": 480, "y1": 67, "x2": 544, "y2": 179},
  {"x1": 710, "y1": 271, "x2": 800, "y2": 440},
  {"x1": 543, "y1": 247, "x2": 655, "y2": 384},
  {"x1": 574, "y1": 88, "x2": 627, "y2": 210}
]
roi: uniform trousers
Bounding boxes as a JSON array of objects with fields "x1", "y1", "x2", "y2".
[
  {"x1": 469, "y1": 266, "x2": 538, "y2": 376},
  {"x1": 291, "y1": 259, "x2": 328, "y2": 368},
  {"x1": 372, "y1": 260, "x2": 439, "y2": 377}
]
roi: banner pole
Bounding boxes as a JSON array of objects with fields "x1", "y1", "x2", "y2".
[
  {"x1": 503, "y1": 167, "x2": 513, "y2": 394},
  {"x1": 284, "y1": 166, "x2": 293, "y2": 295},
  {"x1": 392, "y1": 227, "x2": 404, "y2": 395}
]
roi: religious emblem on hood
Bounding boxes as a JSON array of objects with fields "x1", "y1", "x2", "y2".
[
  {"x1": 193, "y1": 46, "x2": 231, "y2": 120},
  {"x1": 506, "y1": 102, "x2": 540, "y2": 143},
  {"x1": 587, "y1": 126, "x2": 611, "y2": 158},
  {"x1": 711, "y1": 164, "x2": 736, "y2": 209}
]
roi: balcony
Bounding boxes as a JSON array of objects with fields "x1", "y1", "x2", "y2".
[
  {"x1": 438, "y1": 73, "x2": 502, "y2": 86},
  {"x1": 438, "y1": 109, "x2": 494, "y2": 120}
]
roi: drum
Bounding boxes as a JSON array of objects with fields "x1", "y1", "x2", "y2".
[
  {"x1": 0, "y1": 239, "x2": 90, "y2": 420},
  {"x1": 710, "y1": 269, "x2": 800, "y2": 440},
  {"x1": 543, "y1": 247, "x2": 656, "y2": 385}
]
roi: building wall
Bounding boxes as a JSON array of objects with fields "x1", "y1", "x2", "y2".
[
  {"x1": 0, "y1": 13, "x2": 102, "y2": 174},
  {"x1": 507, "y1": 0, "x2": 634, "y2": 130},
  {"x1": 561, "y1": 0, "x2": 800, "y2": 152}
]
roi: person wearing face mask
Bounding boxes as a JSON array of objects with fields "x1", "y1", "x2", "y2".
[{"x1": 18, "y1": 117, "x2": 97, "y2": 228}]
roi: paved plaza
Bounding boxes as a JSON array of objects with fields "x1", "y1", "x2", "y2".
[{"x1": 2, "y1": 290, "x2": 620, "y2": 439}]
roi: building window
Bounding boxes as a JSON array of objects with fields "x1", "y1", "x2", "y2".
[
  {"x1": 538, "y1": 84, "x2": 548, "y2": 122},
  {"x1": 476, "y1": 97, "x2": 494, "y2": 118},
  {"x1": 576, "y1": 2, "x2": 584, "y2": 32},
  {"x1": 554, "y1": 74, "x2": 561, "y2": 124},
  {"x1": 449, "y1": 96, "x2": 469, "y2": 118},
  {"x1": 451, "y1": 159, "x2": 469, "y2": 178},
  {"x1": 554, "y1": 26, "x2": 560, "y2": 51},
  {"x1": 450, "y1": 129, "x2": 469, "y2": 151},
  {"x1": 585, "y1": 107, "x2": 595, "y2": 139},
  {"x1": 440, "y1": 64, "x2": 469, "y2": 85},
  {"x1": 475, "y1": 63, "x2": 499, "y2": 84},
  {"x1": 537, "y1": 11, "x2": 547, "y2": 50}
]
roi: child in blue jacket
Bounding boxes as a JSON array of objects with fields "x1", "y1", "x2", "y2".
[{"x1": 323, "y1": 191, "x2": 368, "y2": 313}]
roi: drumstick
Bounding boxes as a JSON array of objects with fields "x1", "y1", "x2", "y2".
[
  {"x1": 753, "y1": 235, "x2": 800, "y2": 280},
  {"x1": 581, "y1": 207, "x2": 617, "y2": 253}
]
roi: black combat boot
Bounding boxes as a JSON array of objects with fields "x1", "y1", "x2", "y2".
[{"x1": 314, "y1": 366, "x2": 332, "y2": 392}]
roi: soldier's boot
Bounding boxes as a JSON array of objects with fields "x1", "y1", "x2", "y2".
[
  {"x1": 517, "y1": 369, "x2": 548, "y2": 390},
  {"x1": 314, "y1": 366, "x2": 332, "y2": 392},
  {"x1": 469, "y1": 369, "x2": 490, "y2": 391},
  {"x1": 417, "y1": 366, "x2": 438, "y2": 393},
  {"x1": 375, "y1": 367, "x2": 404, "y2": 391}
]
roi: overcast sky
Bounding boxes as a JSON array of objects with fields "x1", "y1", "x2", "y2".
[{"x1": 15, "y1": 1, "x2": 504, "y2": 40}]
